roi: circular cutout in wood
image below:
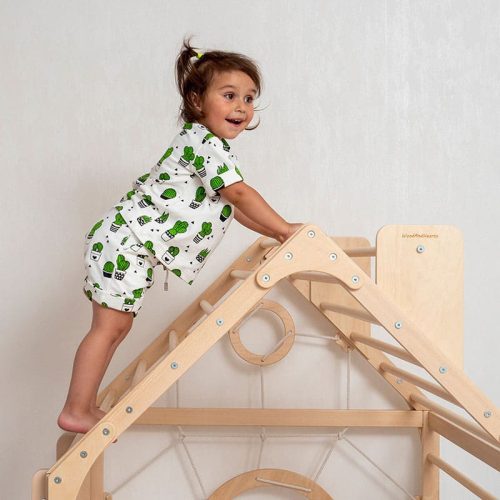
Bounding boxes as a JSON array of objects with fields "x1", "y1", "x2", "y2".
[{"x1": 229, "y1": 300, "x2": 295, "y2": 366}]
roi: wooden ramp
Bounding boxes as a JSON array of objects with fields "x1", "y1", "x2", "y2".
[{"x1": 33, "y1": 225, "x2": 499, "y2": 500}]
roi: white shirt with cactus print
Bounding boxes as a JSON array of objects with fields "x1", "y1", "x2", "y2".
[{"x1": 116, "y1": 123, "x2": 244, "y2": 285}]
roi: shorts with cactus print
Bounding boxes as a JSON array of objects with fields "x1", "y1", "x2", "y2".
[{"x1": 83, "y1": 207, "x2": 162, "y2": 315}]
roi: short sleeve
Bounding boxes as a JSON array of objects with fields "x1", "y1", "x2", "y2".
[{"x1": 192, "y1": 136, "x2": 244, "y2": 197}]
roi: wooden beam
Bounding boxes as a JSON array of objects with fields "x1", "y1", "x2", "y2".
[
  {"x1": 427, "y1": 454, "x2": 496, "y2": 499},
  {"x1": 428, "y1": 413, "x2": 500, "y2": 472},
  {"x1": 421, "y1": 411, "x2": 439, "y2": 500},
  {"x1": 351, "y1": 332, "x2": 419, "y2": 365},
  {"x1": 134, "y1": 408, "x2": 423, "y2": 428}
]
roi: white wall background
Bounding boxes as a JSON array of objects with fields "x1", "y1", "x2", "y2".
[{"x1": 1, "y1": 1, "x2": 499, "y2": 498}]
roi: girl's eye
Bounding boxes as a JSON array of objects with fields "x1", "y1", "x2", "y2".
[
  {"x1": 244, "y1": 96, "x2": 254, "y2": 104},
  {"x1": 224, "y1": 93, "x2": 234, "y2": 100}
]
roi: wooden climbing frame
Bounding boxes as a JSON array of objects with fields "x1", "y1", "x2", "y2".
[{"x1": 32, "y1": 225, "x2": 499, "y2": 499}]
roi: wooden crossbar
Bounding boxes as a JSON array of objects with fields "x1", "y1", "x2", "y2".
[
  {"x1": 427, "y1": 453, "x2": 496, "y2": 499},
  {"x1": 350, "y1": 333, "x2": 419, "y2": 365}
]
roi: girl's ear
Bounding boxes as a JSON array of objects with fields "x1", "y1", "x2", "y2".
[{"x1": 191, "y1": 92, "x2": 202, "y2": 112}]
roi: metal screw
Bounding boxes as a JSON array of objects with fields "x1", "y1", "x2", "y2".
[
  {"x1": 54, "y1": 477, "x2": 62, "y2": 484},
  {"x1": 284, "y1": 252, "x2": 293, "y2": 260},
  {"x1": 394, "y1": 321, "x2": 403, "y2": 329},
  {"x1": 102, "y1": 428, "x2": 110, "y2": 436},
  {"x1": 307, "y1": 230, "x2": 316, "y2": 238},
  {"x1": 416, "y1": 245, "x2": 426, "y2": 254},
  {"x1": 330, "y1": 253, "x2": 337, "y2": 261},
  {"x1": 216, "y1": 318, "x2": 224, "y2": 326},
  {"x1": 396, "y1": 378, "x2": 403, "y2": 385},
  {"x1": 484, "y1": 410, "x2": 492, "y2": 418},
  {"x1": 439, "y1": 366, "x2": 448, "y2": 374},
  {"x1": 80, "y1": 451, "x2": 88, "y2": 459},
  {"x1": 351, "y1": 275, "x2": 360, "y2": 284},
  {"x1": 126, "y1": 406, "x2": 133, "y2": 414},
  {"x1": 171, "y1": 362, "x2": 178, "y2": 369},
  {"x1": 262, "y1": 274, "x2": 271, "y2": 283}
]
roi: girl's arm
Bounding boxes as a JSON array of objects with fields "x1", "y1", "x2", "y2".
[
  {"x1": 233, "y1": 207, "x2": 275, "y2": 237},
  {"x1": 220, "y1": 182, "x2": 298, "y2": 242}
]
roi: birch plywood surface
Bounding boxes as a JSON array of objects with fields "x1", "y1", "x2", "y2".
[{"x1": 376, "y1": 225, "x2": 464, "y2": 367}]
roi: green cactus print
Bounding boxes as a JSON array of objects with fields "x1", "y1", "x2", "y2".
[
  {"x1": 162, "y1": 220, "x2": 188, "y2": 240},
  {"x1": 160, "y1": 188, "x2": 177, "y2": 201},
  {"x1": 111, "y1": 213, "x2": 126, "y2": 232},
  {"x1": 137, "y1": 215, "x2": 152, "y2": 226},
  {"x1": 133, "y1": 288, "x2": 144, "y2": 299},
  {"x1": 138, "y1": 195, "x2": 153, "y2": 208},
  {"x1": 180, "y1": 122, "x2": 193, "y2": 135},
  {"x1": 210, "y1": 176, "x2": 224, "y2": 191},
  {"x1": 120, "y1": 235, "x2": 129, "y2": 246},
  {"x1": 163, "y1": 245, "x2": 180, "y2": 264},
  {"x1": 103, "y1": 261, "x2": 114, "y2": 278},
  {"x1": 122, "y1": 190, "x2": 136, "y2": 201},
  {"x1": 179, "y1": 146, "x2": 195, "y2": 166},
  {"x1": 116, "y1": 254, "x2": 130, "y2": 272},
  {"x1": 155, "y1": 211, "x2": 169, "y2": 224},
  {"x1": 144, "y1": 240, "x2": 156, "y2": 255},
  {"x1": 193, "y1": 222, "x2": 212, "y2": 243},
  {"x1": 136, "y1": 173, "x2": 150, "y2": 184},
  {"x1": 146, "y1": 267, "x2": 153, "y2": 283},
  {"x1": 196, "y1": 248, "x2": 210, "y2": 263},
  {"x1": 189, "y1": 186, "x2": 206, "y2": 209},
  {"x1": 122, "y1": 297, "x2": 135, "y2": 312},
  {"x1": 92, "y1": 282, "x2": 102, "y2": 289},
  {"x1": 90, "y1": 242, "x2": 104, "y2": 261},
  {"x1": 171, "y1": 269, "x2": 181, "y2": 278},
  {"x1": 202, "y1": 132, "x2": 215, "y2": 144},
  {"x1": 235, "y1": 166, "x2": 243, "y2": 179},
  {"x1": 168, "y1": 246, "x2": 180, "y2": 257},
  {"x1": 221, "y1": 138, "x2": 230, "y2": 152},
  {"x1": 194, "y1": 155, "x2": 206, "y2": 177},
  {"x1": 220, "y1": 204, "x2": 232, "y2": 221},
  {"x1": 87, "y1": 219, "x2": 103, "y2": 239},
  {"x1": 159, "y1": 172, "x2": 171, "y2": 181},
  {"x1": 85, "y1": 290, "x2": 92, "y2": 300},
  {"x1": 157, "y1": 147, "x2": 174, "y2": 166},
  {"x1": 217, "y1": 164, "x2": 230, "y2": 175}
]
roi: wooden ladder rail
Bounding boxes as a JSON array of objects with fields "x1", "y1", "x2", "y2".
[
  {"x1": 256, "y1": 225, "x2": 499, "y2": 441},
  {"x1": 44, "y1": 228, "x2": 308, "y2": 499}
]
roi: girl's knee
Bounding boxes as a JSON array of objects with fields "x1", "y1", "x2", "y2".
[{"x1": 91, "y1": 301, "x2": 133, "y2": 341}]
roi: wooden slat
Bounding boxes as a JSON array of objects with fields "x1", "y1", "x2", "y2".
[
  {"x1": 427, "y1": 454, "x2": 496, "y2": 499},
  {"x1": 134, "y1": 408, "x2": 424, "y2": 427},
  {"x1": 351, "y1": 332, "x2": 419, "y2": 365},
  {"x1": 428, "y1": 413, "x2": 500, "y2": 472},
  {"x1": 421, "y1": 412, "x2": 439, "y2": 500}
]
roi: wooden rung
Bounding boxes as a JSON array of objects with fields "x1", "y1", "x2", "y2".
[
  {"x1": 320, "y1": 302, "x2": 380, "y2": 325},
  {"x1": 427, "y1": 454, "x2": 496, "y2": 499},
  {"x1": 230, "y1": 269, "x2": 253, "y2": 280},
  {"x1": 259, "y1": 238, "x2": 280, "y2": 248},
  {"x1": 351, "y1": 332, "x2": 419, "y2": 365},
  {"x1": 344, "y1": 246, "x2": 376, "y2": 257},
  {"x1": 380, "y1": 363, "x2": 458, "y2": 404},
  {"x1": 199, "y1": 299, "x2": 214, "y2": 314},
  {"x1": 410, "y1": 393, "x2": 497, "y2": 445},
  {"x1": 290, "y1": 272, "x2": 341, "y2": 284},
  {"x1": 100, "y1": 390, "x2": 117, "y2": 412},
  {"x1": 169, "y1": 330, "x2": 178, "y2": 350},
  {"x1": 131, "y1": 359, "x2": 148, "y2": 387}
]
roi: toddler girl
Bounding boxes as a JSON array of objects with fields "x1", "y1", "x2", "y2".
[{"x1": 58, "y1": 39, "x2": 302, "y2": 433}]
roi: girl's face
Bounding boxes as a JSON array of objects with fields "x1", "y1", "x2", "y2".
[{"x1": 195, "y1": 70, "x2": 257, "y2": 139}]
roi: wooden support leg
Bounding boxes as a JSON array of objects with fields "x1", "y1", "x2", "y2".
[{"x1": 421, "y1": 411, "x2": 439, "y2": 500}]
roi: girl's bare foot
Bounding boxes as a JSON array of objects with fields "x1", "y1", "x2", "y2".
[
  {"x1": 57, "y1": 408, "x2": 100, "y2": 434},
  {"x1": 92, "y1": 407, "x2": 107, "y2": 420}
]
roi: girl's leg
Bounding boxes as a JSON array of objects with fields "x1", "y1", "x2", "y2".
[{"x1": 58, "y1": 300, "x2": 133, "y2": 433}]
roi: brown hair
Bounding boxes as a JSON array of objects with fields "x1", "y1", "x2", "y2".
[{"x1": 176, "y1": 38, "x2": 262, "y2": 129}]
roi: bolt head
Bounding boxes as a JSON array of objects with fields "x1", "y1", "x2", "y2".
[
  {"x1": 351, "y1": 275, "x2": 360, "y2": 284},
  {"x1": 307, "y1": 230, "x2": 316, "y2": 238},
  {"x1": 394, "y1": 321, "x2": 402, "y2": 329},
  {"x1": 262, "y1": 274, "x2": 270, "y2": 283},
  {"x1": 417, "y1": 245, "x2": 426, "y2": 254},
  {"x1": 484, "y1": 410, "x2": 492, "y2": 418},
  {"x1": 171, "y1": 362, "x2": 178, "y2": 369},
  {"x1": 102, "y1": 428, "x2": 110, "y2": 436},
  {"x1": 54, "y1": 476, "x2": 62, "y2": 484},
  {"x1": 216, "y1": 318, "x2": 224, "y2": 326},
  {"x1": 439, "y1": 366, "x2": 448, "y2": 374},
  {"x1": 126, "y1": 406, "x2": 133, "y2": 414},
  {"x1": 330, "y1": 253, "x2": 337, "y2": 261},
  {"x1": 284, "y1": 252, "x2": 293, "y2": 260},
  {"x1": 80, "y1": 451, "x2": 88, "y2": 458}
]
